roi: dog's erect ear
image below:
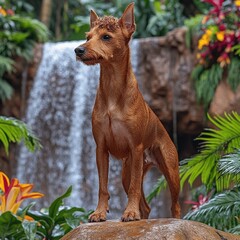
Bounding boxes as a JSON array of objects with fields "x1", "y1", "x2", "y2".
[
  {"x1": 119, "y1": 2, "x2": 136, "y2": 35},
  {"x1": 90, "y1": 10, "x2": 98, "y2": 28}
]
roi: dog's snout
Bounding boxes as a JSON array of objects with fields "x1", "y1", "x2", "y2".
[{"x1": 75, "y1": 46, "x2": 86, "y2": 56}]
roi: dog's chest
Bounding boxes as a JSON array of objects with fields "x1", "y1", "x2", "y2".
[{"x1": 94, "y1": 103, "x2": 132, "y2": 158}]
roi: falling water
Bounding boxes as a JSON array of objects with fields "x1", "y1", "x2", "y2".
[{"x1": 17, "y1": 40, "x2": 170, "y2": 219}]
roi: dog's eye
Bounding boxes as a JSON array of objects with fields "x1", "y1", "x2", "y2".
[{"x1": 102, "y1": 35, "x2": 111, "y2": 41}]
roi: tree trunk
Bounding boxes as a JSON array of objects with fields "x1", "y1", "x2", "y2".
[{"x1": 40, "y1": 0, "x2": 52, "y2": 27}]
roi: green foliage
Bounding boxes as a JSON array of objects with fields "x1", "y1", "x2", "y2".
[
  {"x1": 184, "y1": 188, "x2": 240, "y2": 233},
  {"x1": 0, "y1": 116, "x2": 40, "y2": 155},
  {"x1": 27, "y1": 186, "x2": 91, "y2": 239},
  {"x1": 0, "y1": 15, "x2": 49, "y2": 61},
  {"x1": 184, "y1": 15, "x2": 203, "y2": 49},
  {"x1": 146, "y1": 175, "x2": 167, "y2": 203},
  {"x1": 0, "y1": 211, "x2": 27, "y2": 239},
  {"x1": 0, "y1": 187, "x2": 91, "y2": 239},
  {"x1": 0, "y1": 7, "x2": 49, "y2": 102},
  {"x1": 71, "y1": 0, "x2": 185, "y2": 40},
  {"x1": 218, "y1": 150, "x2": 240, "y2": 183},
  {"x1": 180, "y1": 112, "x2": 240, "y2": 192},
  {"x1": 227, "y1": 56, "x2": 240, "y2": 91},
  {"x1": 232, "y1": 44, "x2": 240, "y2": 56},
  {"x1": 191, "y1": 64, "x2": 223, "y2": 112}
]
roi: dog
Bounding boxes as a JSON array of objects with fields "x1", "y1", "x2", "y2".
[{"x1": 74, "y1": 2, "x2": 180, "y2": 222}]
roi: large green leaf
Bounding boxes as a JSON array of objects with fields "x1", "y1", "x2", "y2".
[
  {"x1": 48, "y1": 186, "x2": 72, "y2": 219},
  {"x1": 0, "y1": 116, "x2": 41, "y2": 155},
  {"x1": 0, "y1": 211, "x2": 25, "y2": 239}
]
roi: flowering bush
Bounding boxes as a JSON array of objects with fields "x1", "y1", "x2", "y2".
[
  {"x1": 0, "y1": 172, "x2": 91, "y2": 239},
  {"x1": 197, "y1": 0, "x2": 240, "y2": 67},
  {"x1": 191, "y1": 0, "x2": 240, "y2": 111}
]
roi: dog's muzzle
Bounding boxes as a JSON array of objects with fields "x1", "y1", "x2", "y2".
[{"x1": 74, "y1": 46, "x2": 86, "y2": 57}]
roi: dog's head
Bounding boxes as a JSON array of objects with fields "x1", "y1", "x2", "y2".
[{"x1": 74, "y1": 2, "x2": 135, "y2": 65}]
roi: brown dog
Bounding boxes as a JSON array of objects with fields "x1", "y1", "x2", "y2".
[{"x1": 74, "y1": 2, "x2": 180, "y2": 222}]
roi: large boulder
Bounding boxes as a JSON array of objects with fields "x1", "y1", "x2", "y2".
[{"x1": 61, "y1": 219, "x2": 240, "y2": 240}]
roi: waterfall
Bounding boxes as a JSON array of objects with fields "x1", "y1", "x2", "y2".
[{"x1": 17, "y1": 40, "x2": 170, "y2": 219}]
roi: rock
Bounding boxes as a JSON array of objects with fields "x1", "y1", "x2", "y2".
[
  {"x1": 210, "y1": 80, "x2": 240, "y2": 115},
  {"x1": 61, "y1": 219, "x2": 240, "y2": 240}
]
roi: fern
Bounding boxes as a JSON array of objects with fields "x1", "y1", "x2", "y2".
[
  {"x1": 180, "y1": 112, "x2": 240, "y2": 191},
  {"x1": 0, "y1": 116, "x2": 41, "y2": 155},
  {"x1": 184, "y1": 188, "x2": 240, "y2": 232}
]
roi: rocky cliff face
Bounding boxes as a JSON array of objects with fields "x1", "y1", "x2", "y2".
[
  {"x1": 136, "y1": 28, "x2": 205, "y2": 136},
  {"x1": 62, "y1": 219, "x2": 240, "y2": 240}
]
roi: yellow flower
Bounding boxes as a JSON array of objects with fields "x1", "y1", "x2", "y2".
[
  {"x1": 0, "y1": 6, "x2": 7, "y2": 16},
  {"x1": 235, "y1": 0, "x2": 240, "y2": 7},
  {"x1": 0, "y1": 172, "x2": 44, "y2": 215},
  {"x1": 216, "y1": 31, "x2": 225, "y2": 41}
]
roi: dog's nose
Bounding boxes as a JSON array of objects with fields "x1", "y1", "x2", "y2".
[{"x1": 74, "y1": 46, "x2": 86, "y2": 56}]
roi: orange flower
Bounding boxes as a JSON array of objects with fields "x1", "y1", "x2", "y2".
[
  {"x1": 217, "y1": 53, "x2": 230, "y2": 67},
  {"x1": 0, "y1": 172, "x2": 44, "y2": 215},
  {"x1": 0, "y1": 6, "x2": 7, "y2": 16}
]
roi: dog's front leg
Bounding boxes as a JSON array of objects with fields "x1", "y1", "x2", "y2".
[
  {"x1": 89, "y1": 145, "x2": 110, "y2": 222},
  {"x1": 121, "y1": 144, "x2": 143, "y2": 222}
]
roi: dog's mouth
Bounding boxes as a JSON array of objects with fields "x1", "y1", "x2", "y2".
[{"x1": 76, "y1": 55, "x2": 103, "y2": 65}]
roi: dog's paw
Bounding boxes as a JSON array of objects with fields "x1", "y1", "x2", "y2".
[
  {"x1": 88, "y1": 211, "x2": 107, "y2": 222},
  {"x1": 121, "y1": 210, "x2": 140, "y2": 222}
]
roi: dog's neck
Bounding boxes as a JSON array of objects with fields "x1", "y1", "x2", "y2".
[{"x1": 98, "y1": 47, "x2": 136, "y2": 103}]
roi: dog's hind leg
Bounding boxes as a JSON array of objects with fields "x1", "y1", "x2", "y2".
[
  {"x1": 122, "y1": 158, "x2": 151, "y2": 219},
  {"x1": 153, "y1": 137, "x2": 181, "y2": 218}
]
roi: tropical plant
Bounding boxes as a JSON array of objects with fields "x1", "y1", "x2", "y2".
[
  {"x1": 0, "y1": 3, "x2": 48, "y2": 102},
  {"x1": 0, "y1": 184, "x2": 91, "y2": 239},
  {"x1": 180, "y1": 112, "x2": 240, "y2": 192},
  {"x1": 185, "y1": 187, "x2": 240, "y2": 233},
  {"x1": 0, "y1": 171, "x2": 44, "y2": 215},
  {"x1": 190, "y1": 0, "x2": 240, "y2": 112},
  {"x1": 181, "y1": 112, "x2": 240, "y2": 233},
  {"x1": 147, "y1": 112, "x2": 240, "y2": 234},
  {"x1": 27, "y1": 186, "x2": 91, "y2": 239},
  {"x1": 0, "y1": 116, "x2": 40, "y2": 155},
  {"x1": 71, "y1": 0, "x2": 185, "y2": 39}
]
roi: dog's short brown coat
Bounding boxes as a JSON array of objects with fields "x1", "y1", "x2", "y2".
[{"x1": 75, "y1": 2, "x2": 180, "y2": 222}]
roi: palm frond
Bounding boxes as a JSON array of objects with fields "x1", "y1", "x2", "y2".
[
  {"x1": 0, "y1": 116, "x2": 41, "y2": 155},
  {"x1": 218, "y1": 149, "x2": 240, "y2": 184},
  {"x1": 180, "y1": 112, "x2": 240, "y2": 191},
  {"x1": 184, "y1": 188, "x2": 240, "y2": 231},
  {"x1": 146, "y1": 175, "x2": 167, "y2": 203}
]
